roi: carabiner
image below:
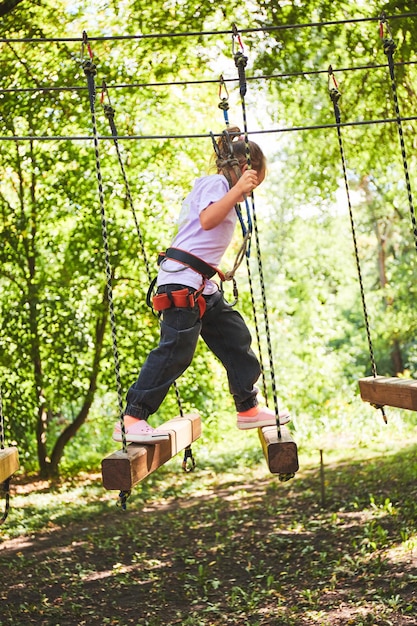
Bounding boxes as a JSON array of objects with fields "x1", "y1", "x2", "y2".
[{"x1": 182, "y1": 446, "x2": 196, "y2": 473}]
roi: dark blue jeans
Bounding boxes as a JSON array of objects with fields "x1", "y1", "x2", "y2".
[{"x1": 125, "y1": 284, "x2": 261, "y2": 419}]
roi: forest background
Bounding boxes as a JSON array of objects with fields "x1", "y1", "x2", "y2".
[
  {"x1": 0, "y1": 0, "x2": 416, "y2": 478},
  {"x1": 1, "y1": 2, "x2": 417, "y2": 625}
]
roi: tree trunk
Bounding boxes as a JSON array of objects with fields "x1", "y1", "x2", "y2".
[
  {"x1": 44, "y1": 283, "x2": 110, "y2": 477},
  {"x1": 391, "y1": 339, "x2": 404, "y2": 377},
  {"x1": 360, "y1": 175, "x2": 404, "y2": 374}
]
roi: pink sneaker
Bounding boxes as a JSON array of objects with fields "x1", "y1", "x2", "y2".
[
  {"x1": 237, "y1": 406, "x2": 291, "y2": 430},
  {"x1": 112, "y1": 419, "x2": 170, "y2": 444}
]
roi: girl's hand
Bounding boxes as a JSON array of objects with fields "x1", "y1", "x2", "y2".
[
  {"x1": 200, "y1": 168, "x2": 265, "y2": 230},
  {"x1": 235, "y1": 169, "x2": 259, "y2": 197}
]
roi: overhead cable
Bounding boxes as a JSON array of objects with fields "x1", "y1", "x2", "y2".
[
  {"x1": 1, "y1": 60, "x2": 416, "y2": 95},
  {"x1": 0, "y1": 115, "x2": 416, "y2": 142},
  {"x1": 0, "y1": 12, "x2": 416, "y2": 44}
]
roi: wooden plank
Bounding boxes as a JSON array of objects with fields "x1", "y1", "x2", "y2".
[
  {"x1": 258, "y1": 425, "x2": 299, "y2": 475},
  {"x1": 101, "y1": 414, "x2": 201, "y2": 491},
  {"x1": 0, "y1": 447, "x2": 19, "y2": 483},
  {"x1": 359, "y1": 376, "x2": 417, "y2": 411}
]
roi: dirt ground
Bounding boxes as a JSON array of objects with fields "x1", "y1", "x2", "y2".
[{"x1": 0, "y1": 448, "x2": 416, "y2": 625}]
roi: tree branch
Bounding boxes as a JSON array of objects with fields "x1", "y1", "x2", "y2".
[{"x1": 0, "y1": 0, "x2": 25, "y2": 18}]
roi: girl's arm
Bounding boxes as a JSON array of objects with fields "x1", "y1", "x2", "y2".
[{"x1": 199, "y1": 169, "x2": 260, "y2": 230}]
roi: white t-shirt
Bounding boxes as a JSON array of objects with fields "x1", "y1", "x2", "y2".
[{"x1": 157, "y1": 174, "x2": 237, "y2": 295}]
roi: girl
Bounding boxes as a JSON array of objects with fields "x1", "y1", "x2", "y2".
[{"x1": 113, "y1": 128, "x2": 290, "y2": 443}]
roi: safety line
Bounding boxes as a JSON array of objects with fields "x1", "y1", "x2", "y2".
[
  {"x1": 233, "y1": 26, "x2": 284, "y2": 439},
  {"x1": 382, "y1": 31, "x2": 417, "y2": 256},
  {"x1": 1, "y1": 60, "x2": 416, "y2": 95},
  {"x1": 82, "y1": 59, "x2": 127, "y2": 453},
  {"x1": 0, "y1": 389, "x2": 11, "y2": 525},
  {"x1": 0, "y1": 12, "x2": 416, "y2": 44},
  {"x1": 0, "y1": 115, "x2": 416, "y2": 142}
]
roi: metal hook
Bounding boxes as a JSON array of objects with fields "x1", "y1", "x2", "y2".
[
  {"x1": 182, "y1": 446, "x2": 196, "y2": 472},
  {"x1": 232, "y1": 23, "x2": 244, "y2": 56},
  {"x1": 218, "y1": 74, "x2": 229, "y2": 102},
  {"x1": 117, "y1": 490, "x2": 131, "y2": 510},
  {"x1": 0, "y1": 478, "x2": 11, "y2": 525},
  {"x1": 81, "y1": 30, "x2": 94, "y2": 61}
]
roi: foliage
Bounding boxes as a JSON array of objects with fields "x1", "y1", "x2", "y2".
[
  {"x1": 1, "y1": 426, "x2": 416, "y2": 625},
  {"x1": 0, "y1": 0, "x2": 231, "y2": 475},
  {"x1": 0, "y1": 0, "x2": 417, "y2": 478}
]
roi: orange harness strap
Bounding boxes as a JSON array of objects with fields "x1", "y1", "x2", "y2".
[{"x1": 152, "y1": 287, "x2": 207, "y2": 318}]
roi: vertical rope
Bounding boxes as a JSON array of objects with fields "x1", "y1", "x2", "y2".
[
  {"x1": 233, "y1": 26, "x2": 282, "y2": 437},
  {"x1": 101, "y1": 89, "x2": 153, "y2": 283},
  {"x1": 82, "y1": 50, "x2": 127, "y2": 451},
  {"x1": 328, "y1": 68, "x2": 387, "y2": 423},
  {"x1": 245, "y1": 256, "x2": 268, "y2": 402},
  {"x1": 380, "y1": 15, "x2": 417, "y2": 255},
  {"x1": 0, "y1": 386, "x2": 4, "y2": 450},
  {"x1": 215, "y1": 84, "x2": 268, "y2": 401},
  {"x1": 101, "y1": 86, "x2": 184, "y2": 419},
  {"x1": 0, "y1": 478, "x2": 10, "y2": 525},
  {"x1": 0, "y1": 387, "x2": 11, "y2": 525}
]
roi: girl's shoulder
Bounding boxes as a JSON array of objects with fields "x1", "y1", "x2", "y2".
[{"x1": 193, "y1": 173, "x2": 228, "y2": 191}]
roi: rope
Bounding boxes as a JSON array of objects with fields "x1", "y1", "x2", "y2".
[
  {"x1": 215, "y1": 71, "x2": 266, "y2": 392},
  {"x1": 328, "y1": 67, "x2": 387, "y2": 424},
  {"x1": 2, "y1": 59, "x2": 417, "y2": 95},
  {"x1": 213, "y1": 74, "x2": 268, "y2": 398},
  {"x1": 1, "y1": 12, "x2": 416, "y2": 44},
  {"x1": 81, "y1": 38, "x2": 127, "y2": 452},
  {"x1": 0, "y1": 388, "x2": 11, "y2": 525},
  {"x1": 1, "y1": 114, "x2": 417, "y2": 142},
  {"x1": 244, "y1": 255, "x2": 269, "y2": 404},
  {"x1": 101, "y1": 83, "x2": 185, "y2": 420},
  {"x1": 0, "y1": 386, "x2": 5, "y2": 450},
  {"x1": 101, "y1": 85, "x2": 153, "y2": 283},
  {"x1": 0, "y1": 478, "x2": 11, "y2": 525},
  {"x1": 233, "y1": 26, "x2": 283, "y2": 437},
  {"x1": 380, "y1": 15, "x2": 417, "y2": 256},
  {"x1": 210, "y1": 127, "x2": 252, "y2": 283}
]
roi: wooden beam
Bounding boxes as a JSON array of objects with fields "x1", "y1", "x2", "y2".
[
  {"x1": 359, "y1": 376, "x2": 417, "y2": 411},
  {"x1": 258, "y1": 425, "x2": 299, "y2": 475},
  {"x1": 101, "y1": 414, "x2": 201, "y2": 491},
  {"x1": 0, "y1": 447, "x2": 19, "y2": 483}
]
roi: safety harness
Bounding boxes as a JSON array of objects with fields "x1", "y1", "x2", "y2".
[
  {"x1": 147, "y1": 247, "x2": 226, "y2": 318},
  {"x1": 158, "y1": 247, "x2": 226, "y2": 282},
  {"x1": 148, "y1": 129, "x2": 247, "y2": 319}
]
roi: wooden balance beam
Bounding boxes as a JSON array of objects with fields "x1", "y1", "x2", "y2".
[
  {"x1": 258, "y1": 425, "x2": 299, "y2": 475},
  {"x1": 0, "y1": 447, "x2": 19, "y2": 483},
  {"x1": 359, "y1": 376, "x2": 417, "y2": 411},
  {"x1": 102, "y1": 414, "x2": 201, "y2": 491}
]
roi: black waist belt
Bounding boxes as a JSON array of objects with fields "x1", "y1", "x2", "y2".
[{"x1": 158, "y1": 247, "x2": 225, "y2": 281}]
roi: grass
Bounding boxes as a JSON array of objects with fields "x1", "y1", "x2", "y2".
[{"x1": 0, "y1": 400, "x2": 416, "y2": 625}]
